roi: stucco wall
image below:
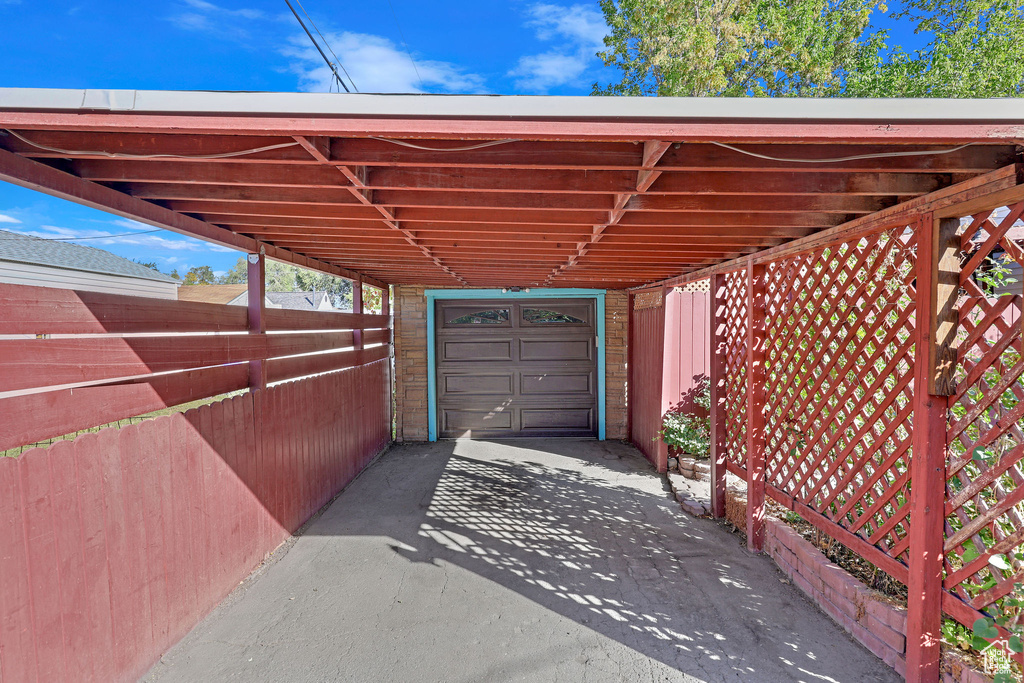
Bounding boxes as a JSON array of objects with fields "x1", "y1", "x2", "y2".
[{"x1": 393, "y1": 286, "x2": 629, "y2": 442}]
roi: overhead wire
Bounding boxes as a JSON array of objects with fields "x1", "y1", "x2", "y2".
[
  {"x1": 369, "y1": 137, "x2": 522, "y2": 151},
  {"x1": 0, "y1": 229, "x2": 164, "y2": 240},
  {"x1": 293, "y1": 0, "x2": 358, "y2": 93},
  {"x1": 385, "y1": 0, "x2": 425, "y2": 92},
  {"x1": 710, "y1": 141, "x2": 976, "y2": 163},
  {"x1": 3, "y1": 130, "x2": 301, "y2": 159},
  {"x1": 284, "y1": 0, "x2": 352, "y2": 93}
]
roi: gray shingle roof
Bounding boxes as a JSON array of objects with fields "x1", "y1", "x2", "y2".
[
  {"x1": 266, "y1": 291, "x2": 333, "y2": 311},
  {"x1": 0, "y1": 230, "x2": 180, "y2": 284}
]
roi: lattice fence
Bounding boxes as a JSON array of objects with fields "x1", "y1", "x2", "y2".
[
  {"x1": 761, "y1": 226, "x2": 919, "y2": 563},
  {"x1": 945, "y1": 200, "x2": 1024, "y2": 628},
  {"x1": 723, "y1": 269, "x2": 748, "y2": 474}
]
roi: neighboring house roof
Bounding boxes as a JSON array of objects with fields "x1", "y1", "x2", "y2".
[
  {"x1": 177, "y1": 284, "x2": 247, "y2": 304},
  {"x1": 0, "y1": 229, "x2": 179, "y2": 284},
  {"x1": 266, "y1": 291, "x2": 334, "y2": 311}
]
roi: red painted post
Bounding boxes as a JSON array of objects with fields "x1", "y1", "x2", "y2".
[
  {"x1": 745, "y1": 259, "x2": 767, "y2": 552},
  {"x1": 352, "y1": 278, "x2": 364, "y2": 350},
  {"x1": 710, "y1": 273, "x2": 728, "y2": 518},
  {"x1": 905, "y1": 213, "x2": 955, "y2": 682},
  {"x1": 247, "y1": 252, "x2": 266, "y2": 390}
]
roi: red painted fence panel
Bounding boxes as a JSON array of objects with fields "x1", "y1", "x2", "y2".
[{"x1": 0, "y1": 360, "x2": 391, "y2": 683}]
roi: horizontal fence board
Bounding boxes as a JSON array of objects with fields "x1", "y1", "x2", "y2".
[
  {"x1": 266, "y1": 346, "x2": 389, "y2": 384},
  {"x1": 0, "y1": 363, "x2": 250, "y2": 453},
  {"x1": 0, "y1": 331, "x2": 359, "y2": 393},
  {"x1": 0, "y1": 364, "x2": 391, "y2": 682},
  {"x1": 0, "y1": 283, "x2": 248, "y2": 335},
  {"x1": 264, "y1": 307, "x2": 390, "y2": 332}
]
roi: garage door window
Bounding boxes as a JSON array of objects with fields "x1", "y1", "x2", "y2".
[
  {"x1": 447, "y1": 308, "x2": 510, "y2": 325},
  {"x1": 522, "y1": 308, "x2": 586, "y2": 324}
]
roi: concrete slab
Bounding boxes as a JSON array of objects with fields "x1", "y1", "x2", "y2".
[{"x1": 144, "y1": 440, "x2": 900, "y2": 683}]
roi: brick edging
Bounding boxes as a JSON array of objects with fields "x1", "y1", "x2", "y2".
[{"x1": 764, "y1": 518, "x2": 909, "y2": 677}]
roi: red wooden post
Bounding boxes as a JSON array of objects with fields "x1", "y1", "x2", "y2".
[
  {"x1": 745, "y1": 259, "x2": 767, "y2": 552},
  {"x1": 380, "y1": 284, "x2": 390, "y2": 317},
  {"x1": 905, "y1": 214, "x2": 958, "y2": 682},
  {"x1": 247, "y1": 252, "x2": 266, "y2": 390},
  {"x1": 352, "y1": 278, "x2": 363, "y2": 350},
  {"x1": 710, "y1": 273, "x2": 728, "y2": 518}
]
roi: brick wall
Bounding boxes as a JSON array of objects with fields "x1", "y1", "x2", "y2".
[
  {"x1": 605, "y1": 290, "x2": 628, "y2": 440},
  {"x1": 393, "y1": 287, "x2": 629, "y2": 442}
]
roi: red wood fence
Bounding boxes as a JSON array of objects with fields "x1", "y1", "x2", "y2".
[
  {"x1": 628, "y1": 286, "x2": 711, "y2": 471},
  {"x1": 0, "y1": 283, "x2": 392, "y2": 682},
  {"x1": 640, "y1": 188, "x2": 1024, "y2": 681}
]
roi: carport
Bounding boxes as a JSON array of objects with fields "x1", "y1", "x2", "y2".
[{"x1": 0, "y1": 89, "x2": 1023, "y2": 682}]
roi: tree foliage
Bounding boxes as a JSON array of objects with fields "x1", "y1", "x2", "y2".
[
  {"x1": 214, "y1": 256, "x2": 362, "y2": 310},
  {"x1": 182, "y1": 265, "x2": 216, "y2": 285},
  {"x1": 594, "y1": 0, "x2": 1024, "y2": 97}
]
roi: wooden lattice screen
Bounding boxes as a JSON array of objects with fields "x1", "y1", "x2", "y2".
[{"x1": 690, "y1": 192, "x2": 1024, "y2": 678}]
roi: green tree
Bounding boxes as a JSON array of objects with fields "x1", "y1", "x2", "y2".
[
  {"x1": 594, "y1": 0, "x2": 1024, "y2": 97},
  {"x1": 182, "y1": 265, "x2": 216, "y2": 285},
  {"x1": 218, "y1": 257, "x2": 247, "y2": 284},
  {"x1": 216, "y1": 256, "x2": 357, "y2": 310}
]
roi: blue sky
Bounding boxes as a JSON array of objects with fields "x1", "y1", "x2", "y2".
[{"x1": 0, "y1": 0, "x2": 922, "y2": 277}]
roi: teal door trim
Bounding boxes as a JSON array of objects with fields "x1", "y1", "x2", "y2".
[{"x1": 425, "y1": 289, "x2": 606, "y2": 441}]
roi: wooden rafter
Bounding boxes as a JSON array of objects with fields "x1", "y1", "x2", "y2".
[
  {"x1": 545, "y1": 140, "x2": 672, "y2": 284},
  {"x1": 292, "y1": 135, "x2": 465, "y2": 285}
]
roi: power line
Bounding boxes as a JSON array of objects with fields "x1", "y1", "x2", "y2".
[
  {"x1": 294, "y1": 0, "x2": 358, "y2": 93},
  {"x1": 284, "y1": 0, "x2": 355, "y2": 93},
  {"x1": 0, "y1": 229, "x2": 165, "y2": 240},
  {"x1": 3, "y1": 130, "x2": 300, "y2": 159},
  {"x1": 386, "y1": 0, "x2": 424, "y2": 91}
]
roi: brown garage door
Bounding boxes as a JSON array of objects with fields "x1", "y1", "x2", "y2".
[{"x1": 435, "y1": 298, "x2": 598, "y2": 438}]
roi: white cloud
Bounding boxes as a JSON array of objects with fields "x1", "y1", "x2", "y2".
[
  {"x1": 510, "y1": 3, "x2": 607, "y2": 93},
  {"x1": 283, "y1": 31, "x2": 485, "y2": 94},
  {"x1": 0, "y1": 213, "x2": 22, "y2": 224},
  {"x1": 13, "y1": 224, "x2": 235, "y2": 254},
  {"x1": 168, "y1": 0, "x2": 265, "y2": 36}
]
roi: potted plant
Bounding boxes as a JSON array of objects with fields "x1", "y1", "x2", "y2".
[{"x1": 657, "y1": 383, "x2": 711, "y2": 459}]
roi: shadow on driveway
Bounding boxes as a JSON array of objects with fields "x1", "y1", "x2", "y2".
[{"x1": 146, "y1": 440, "x2": 899, "y2": 683}]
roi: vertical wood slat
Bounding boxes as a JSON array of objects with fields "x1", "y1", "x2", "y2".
[
  {"x1": 0, "y1": 455, "x2": 37, "y2": 683},
  {"x1": 628, "y1": 291, "x2": 667, "y2": 469},
  {"x1": 247, "y1": 252, "x2": 267, "y2": 390},
  {"x1": 906, "y1": 213, "x2": 954, "y2": 682},
  {"x1": 0, "y1": 361, "x2": 390, "y2": 683},
  {"x1": 710, "y1": 274, "x2": 728, "y2": 519},
  {"x1": 746, "y1": 260, "x2": 767, "y2": 552}
]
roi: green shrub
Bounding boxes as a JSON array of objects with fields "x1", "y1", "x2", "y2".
[{"x1": 657, "y1": 383, "x2": 711, "y2": 458}]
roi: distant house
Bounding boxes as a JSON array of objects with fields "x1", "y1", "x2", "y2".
[
  {"x1": 267, "y1": 291, "x2": 335, "y2": 311},
  {"x1": 178, "y1": 285, "x2": 334, "y2": 311},
  {"x1": 0, "y1": 229, "x2": 180, "y2": 299}
]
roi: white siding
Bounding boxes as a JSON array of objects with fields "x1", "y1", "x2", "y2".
[{"x1": 0, "y1": 261, "x2": 179, "y2": 299}]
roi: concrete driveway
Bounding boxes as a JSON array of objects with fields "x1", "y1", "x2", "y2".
[{"x1": 145, "y1": 440, "x2": 899, "y2": 683}]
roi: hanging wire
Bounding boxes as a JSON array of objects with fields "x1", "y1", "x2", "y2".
[
  {"x1": 710, "y1": 141, "x2": 976, "y2": 163},
  {"x1": 369, "y1": 137, "x2": 521, "y2": 151},
  {"x1": 3, "y1": 129, "x2": 300, "y2": 160}
]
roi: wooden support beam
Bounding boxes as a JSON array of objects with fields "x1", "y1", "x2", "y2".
[
  {"x1": 546, "y1": 140, "x2": 674, "y2": 284},
  {"x1": 352, "y1": 278, "x2": 363, "y2": 350},
  {"x1": 905, "y1": 212, "x2": 950, "y2": 683},
  {"x1": 293, "y1": 135, "x2": 466, "y2": 285},
  {"x1": 710, "y1": 272, "x2": 728, "y2": 519},
  {"x1": 0, "y1": 147, "x2": 386, "y2": 288},
  {"x1": 642, "y1": 164, "x2": 1024, "y2": 291},
  {"x1": 247, "y1": 252, "x2": 266, "y2": 390},
  {"x1": 745, "y1": 259, "x2": 767, "y2": 552},
  {"x1": 930, "y1": 217, "x2": 961, "y2": 395}
]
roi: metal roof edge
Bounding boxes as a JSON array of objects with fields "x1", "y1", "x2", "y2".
[{"x1": 0, "y1": 87, "x2": 1023, "y2": 122}]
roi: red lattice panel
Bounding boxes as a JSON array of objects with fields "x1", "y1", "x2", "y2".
[
  {"x1": 723, "y1": 269, "x2": 748, "y2": 474},
  {"x1": 944, "y1": 201, "x2": 1024, "y2": 625},
  {"x1": 761, "y1": 226, "x2": 918, "y2": 563}
]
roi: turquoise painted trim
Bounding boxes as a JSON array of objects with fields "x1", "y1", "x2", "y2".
[{"x1": 425, "y1": 288, "x2": 607, "y2": 441}]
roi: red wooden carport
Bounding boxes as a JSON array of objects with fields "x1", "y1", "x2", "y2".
[{"x1": 1, "y1": 89, "x2": 1023, "y2": 683}]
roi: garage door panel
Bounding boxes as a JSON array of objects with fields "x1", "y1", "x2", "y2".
[
  {"x1": 442, "y1": 408, "x2": 514, "y2": 433},
  {"x1": 520, "y1": 408, "x2": 593, "y2": 431},
  {"x1": 519, "y1": 338, "x2": 592, "y2": 362},
  {"x1": 442, "y1": 339, "x2": 513, "y2": 362},
  {"x1": 521, "y1": 372, "x2": 593, "y2": 396},
  {"x1": 442, "y1": 374, "x2": 514, "y2": 396},
  {"x1": 436, "y1": 298, "x2": 598, "y2": 439}
]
